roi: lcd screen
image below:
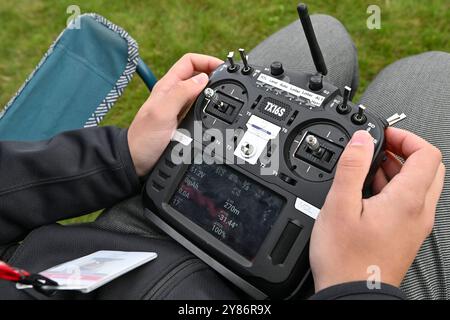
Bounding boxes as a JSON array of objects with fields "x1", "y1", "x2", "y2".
[{"x1": 170, "y1": 163, "x2": 284, "y2": 260}]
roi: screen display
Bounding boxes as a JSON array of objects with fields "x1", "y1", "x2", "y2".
[{"x1": 169, "y1": 163, "x2": 284, "y2": 260}]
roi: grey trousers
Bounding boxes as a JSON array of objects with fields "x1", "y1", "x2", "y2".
[{"x1": 95, "y1": 15, "x2": 450, "y2": 299}]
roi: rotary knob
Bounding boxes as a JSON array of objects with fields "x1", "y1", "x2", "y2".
[
  {"x1": 270, "y1": 61, "x2": 284, "y2": 76},
  {"x1": 309, "y1": 73, "x2": 323, "y2": 91}
]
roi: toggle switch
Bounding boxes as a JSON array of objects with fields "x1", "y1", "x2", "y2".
[
  {"x1": 351, "y1": 104, "x2": 367, "y2": 125},
  {"x1": 337, "y1": 86, "x2": 351, "y2": 114},
  {"x1": 239, "y1": 48, "x2": 253, "y2": 75},
  {"x1": 227, "y1": 51, "x2": 239, "y2": 72}
]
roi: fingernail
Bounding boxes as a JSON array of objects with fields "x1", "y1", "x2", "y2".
[
  {"x1": 192, "y1": 73, "x2": 209, "y2": 84},
  {"x1": 350, "y1": 130, "x2": 371, "y2": 146}
]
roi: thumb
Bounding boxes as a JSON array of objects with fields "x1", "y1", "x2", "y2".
[
  {"x1": 163, "y1": 72, "x2": 209, "y2": 119},
  {"x1": 330, "y1": 130, "x2": 375, "y2": 197}
]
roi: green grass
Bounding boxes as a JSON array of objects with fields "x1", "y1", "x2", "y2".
[{"x1": 0, "y1": 0, "x2": 449, "y2": 224}]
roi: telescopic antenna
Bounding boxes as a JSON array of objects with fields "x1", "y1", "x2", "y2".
[{"x1": 297, "y1": 3, "x2": 328, "y2": 76}]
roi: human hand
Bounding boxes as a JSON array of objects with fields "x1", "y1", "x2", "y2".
[
  {"x1": 128, "y1": 53, "x2": 223, "y2": 176},
  {"x1": 310, "y1": 128, "x2": 445, "y2": 292}
]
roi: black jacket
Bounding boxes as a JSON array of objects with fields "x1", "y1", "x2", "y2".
[{"x1": 0, "y1": 126, "x2": 405, "y2": 300}]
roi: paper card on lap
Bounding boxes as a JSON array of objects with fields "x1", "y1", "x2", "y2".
[{"x1": 16, "y1": 250, "x2": 157, "y2": 293}]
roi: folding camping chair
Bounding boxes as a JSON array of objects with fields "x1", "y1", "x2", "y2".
[{"x1": 0, "y1": 13, "x2": 157, "y2": 141}]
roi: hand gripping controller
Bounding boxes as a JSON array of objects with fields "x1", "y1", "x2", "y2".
[{"x1": 143, "y1": 3, "x2": 390, "y2": 299}]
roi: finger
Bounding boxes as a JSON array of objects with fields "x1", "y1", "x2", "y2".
[
  {"x1": 158, "y1": 53, "x2": 223, "y2": 90},
  {"x1": 385, "y1": 127, "x2": 437, "y2": 160},
  {"x1": 382, "y1": 128, "x2": 442, "y2": 200},
  {"x1": 166, "y1": 53, "x2": 223, "y2": 80},
  {"x1": 155, "y1": 72, "x2": 209, "y2": 119},
  {"x1": 372, "y1": 167, "x2": 389, "y2": 194},
  {"x1": 381, "y1": 151, "x2": 403, "y2": 180},
  {"x1": 328, "y1": 130, "x2": 375, "y2": 204}
]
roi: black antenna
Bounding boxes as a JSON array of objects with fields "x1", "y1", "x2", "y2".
[{"x1": 297, "y1": 3, "x2": 328, "y2": 76}]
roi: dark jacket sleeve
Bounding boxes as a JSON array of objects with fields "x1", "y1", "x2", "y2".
[
  {"x1": 0, "y1": 126, "x2": 141, "y2": 244},
  {"x1": 309, "y1": 281, "x2": 406, "y2": 300}
]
